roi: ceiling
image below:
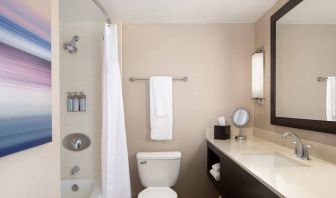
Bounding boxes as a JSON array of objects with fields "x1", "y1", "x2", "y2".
[
  {"x1": 278, "y1": 0, "x2": 336, "y2": 24},
  {"x1": 60, "y1": 0, "x2": 278, "y2": 23}
]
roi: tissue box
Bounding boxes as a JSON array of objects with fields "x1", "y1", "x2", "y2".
[{"x1": 214, "y1": 125, "x2": 231, "y2": 140}]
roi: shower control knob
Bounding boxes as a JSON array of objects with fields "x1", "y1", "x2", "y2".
[
  {"x1": 63, "y1": 133, "x2": 91, "y2": 151},
  {"x1": 72, "y1": 138, "x2": 82, "y2": 150}
]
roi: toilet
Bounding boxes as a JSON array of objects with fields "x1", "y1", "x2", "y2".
[{"x1": 136, "y1": 151, "x2": 182, "y2": 198}]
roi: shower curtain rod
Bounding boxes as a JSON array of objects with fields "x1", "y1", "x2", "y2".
[{"x1": 91, "y1": 0, "x2": 112, "y2": 24}]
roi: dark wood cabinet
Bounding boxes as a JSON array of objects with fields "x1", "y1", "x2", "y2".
[{"x1": 207, "y1": 141, "x2": 280, "y2": 198}]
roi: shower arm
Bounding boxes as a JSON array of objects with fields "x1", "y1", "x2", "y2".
[{"x1": 91, "y1": 0, "x2": 112, "y2": 24}]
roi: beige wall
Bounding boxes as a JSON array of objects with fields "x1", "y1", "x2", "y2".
[
  {"x1": 122, "y1": 24, "x2": 254, "y2": 197},
  {"x1": 276, "y1": 24, "x2": 336, "y2": 120},
  {"x1": 0, "y1": 0, "x2": 60, "y2": 197},
  {"x1": 254, "y1": 0, "x2": 336, "y2": 163}
]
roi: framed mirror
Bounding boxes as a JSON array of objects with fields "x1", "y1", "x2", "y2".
[{"x1": 271, "y1": 0, "x2": 336, "y2": 134}]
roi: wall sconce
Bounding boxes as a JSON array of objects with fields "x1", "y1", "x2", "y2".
[{"x1": 251, "y1": 49, "x2": 264, "y2": 105}]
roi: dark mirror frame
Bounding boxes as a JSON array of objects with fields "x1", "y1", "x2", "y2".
[{"x1": 271, "y1": 0, "x2": 336, "y2": 134}]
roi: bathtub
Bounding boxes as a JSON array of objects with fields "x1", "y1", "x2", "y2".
[{"x1": 61, "y1": 179, "x2": 101, "y2": 198}]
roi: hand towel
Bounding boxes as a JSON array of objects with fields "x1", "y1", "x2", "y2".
[
  {"x1": 150, "y1": 76, "x2": 173, "y2": 140},
  {"x1": 210, "y1": 168, "x2": 220, "y2": 181},
  {"x1": 326, "y1": 76, "x2": 336, "y2": 121},
  {"x1": 212, "y1": 163, "x2": 220, "y2": 172}
]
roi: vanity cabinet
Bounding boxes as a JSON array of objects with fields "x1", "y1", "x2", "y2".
[{"x1": 207, "y1": 141, "x2": 280, "y2": 198}]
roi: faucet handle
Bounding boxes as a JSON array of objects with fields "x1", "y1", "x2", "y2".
[
  {"x1": 72, "y1": 138, "x2": 82, "y2": 150},
  {"x1": 303, "y1": 145, "x2": 312, "y2": 160}
]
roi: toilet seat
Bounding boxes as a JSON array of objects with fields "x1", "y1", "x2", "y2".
[{"x1": 138, "y1": 187, "x2": 177, "y2": 198}]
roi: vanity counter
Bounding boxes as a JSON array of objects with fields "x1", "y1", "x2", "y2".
[{"x1": 207, "y1": 136, "x2": 336, "y2": 198}]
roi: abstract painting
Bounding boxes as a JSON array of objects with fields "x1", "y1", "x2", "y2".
[{"x1": 0, "y1": 0, "x2": 51, "y2": 157}]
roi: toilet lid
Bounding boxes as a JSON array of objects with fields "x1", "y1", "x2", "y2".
[{"x1": 138, "y1": 187, "x2": 177, "y2": 198}]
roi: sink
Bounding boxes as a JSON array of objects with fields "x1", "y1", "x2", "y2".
[{"x1": 240, "y1": 152, "x2": 309, "y2": 167}]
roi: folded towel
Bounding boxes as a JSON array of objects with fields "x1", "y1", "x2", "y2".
[
  {"x1": 326, "y1": 76, "x2": 336, "y2": 121},
  {"x1": 210, "y1": 168, "x2": 220, "y2": 181},
  {"x1": 212, "y1": 163, "x2": 220, "y2": 172},
  {"x1": 152, "y1": 76, "x2": 172, "y2": 117},
  {"x1": 150, "y1": 76, "x2": 173, "y2": 140}
]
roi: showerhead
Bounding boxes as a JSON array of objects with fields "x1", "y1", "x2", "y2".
[{"x1": 63, "y1": 35, "x2": 79, "y2": 54}]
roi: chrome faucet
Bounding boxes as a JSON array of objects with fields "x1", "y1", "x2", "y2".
[
  {"x1": 72, "y1": 138, "x2": 82, "y2": 150},
  {"x1": 71, "y1": 166, "x2": 80, "y2": 175},
  {"x1": 282, "y1": 132, "x2": 311, "y2": 160}
]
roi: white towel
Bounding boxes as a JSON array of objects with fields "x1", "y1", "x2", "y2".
[
  {"x1": 212, "y1": 163, "x2": 220, "y2": 172},
  {"x1": 326, "y1": 76, "x2": 336, "y2": 121},
  {"x1": 210, "y1": 168, "x2": 220, "y2": 181},
  {"x1": 150, "y1": 76, "x2": 173, "y2": 140}
]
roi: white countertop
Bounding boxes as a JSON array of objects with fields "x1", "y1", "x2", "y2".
[{"x1": 207, "y1": 135, "x2": 336, "y2": 198}]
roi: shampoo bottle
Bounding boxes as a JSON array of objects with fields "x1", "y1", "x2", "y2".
[
  {"x1": 67, "y1": 92, "x2": 73, "y2": 112},
  {"x1": 73, "y1": 92, "x2": 79, "y2": 112},
  {"x1": 79, "y1": 92, "x2": 86, "y2": 112}
]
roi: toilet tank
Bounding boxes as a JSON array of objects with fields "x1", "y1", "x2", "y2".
[{"x1": 136, "y1": 151, "x2": 181, "y2": 187}]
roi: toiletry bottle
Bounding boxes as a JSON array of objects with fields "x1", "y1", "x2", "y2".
[
  {"x1": 79, "y1": 92, "x2": 86, "y2": 112},
  {"x1": 73, "y1": 92, "x2": 79, "y2": 112},
  {"x1": 67, "y1": 92, "x2": 73, "y2": 112}
]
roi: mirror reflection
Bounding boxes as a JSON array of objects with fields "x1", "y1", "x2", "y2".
[{"x1": 276, "y1": 0, "x2": 336, "y2": 121}]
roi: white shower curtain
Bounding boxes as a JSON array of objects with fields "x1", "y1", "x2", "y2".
[{"x1": 101, "y1": 23, "x2": 131, "y2": 198}]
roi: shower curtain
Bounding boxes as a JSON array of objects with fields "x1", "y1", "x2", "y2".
[{"x1": 101, "y1": 24, "x2": 131, "y2": 198}]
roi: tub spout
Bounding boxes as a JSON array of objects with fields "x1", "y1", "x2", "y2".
[{"x1": 71, "y1": 166, "x2": 80, "y2": 175}]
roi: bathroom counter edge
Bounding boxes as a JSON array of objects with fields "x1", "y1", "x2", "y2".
[{"x1": 206, "y1": 135, "x2": 336, "y2": 198}]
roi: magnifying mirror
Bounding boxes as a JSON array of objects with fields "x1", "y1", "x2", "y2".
[{"x1": 232, "y1": 108, "x2": 250, "y2": 140}]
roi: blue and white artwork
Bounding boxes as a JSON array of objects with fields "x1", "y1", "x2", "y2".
[{"x1": 0, "y1": 0, "x2": 52, "y2": 157}]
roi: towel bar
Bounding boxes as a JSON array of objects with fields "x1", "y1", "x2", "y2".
[
  {"x1": 317, "y1": 77, "x2": 328, "y2": 82},
  {"x1": 129, "y1": 76, "x2": 188, "y2": 82}
]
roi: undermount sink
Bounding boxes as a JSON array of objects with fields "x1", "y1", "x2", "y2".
[{"x1": 240, "y1": 152, "x2": 309, "y2": 167}]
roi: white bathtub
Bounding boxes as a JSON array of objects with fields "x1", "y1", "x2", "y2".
[{"x1": 61, "y1": 179, "x2": 101, "y2": 198}]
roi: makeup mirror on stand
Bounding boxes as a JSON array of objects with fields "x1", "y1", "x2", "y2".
[{"x1": 232, "y1": 108, "x2": 250, "y2": 140}]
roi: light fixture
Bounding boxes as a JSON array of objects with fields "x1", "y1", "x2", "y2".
[{"x1": 251, "y1": 49, "x2": 264, "y2": 105}]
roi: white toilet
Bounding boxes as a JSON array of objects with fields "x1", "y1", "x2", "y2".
[{"x1": 136, "y1": 151, "x2": 182, "y2": 198}]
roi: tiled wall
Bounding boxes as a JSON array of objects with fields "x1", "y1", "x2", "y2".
[{"x1": 60, "y1": 23, "x2": 103, "y2": 179}]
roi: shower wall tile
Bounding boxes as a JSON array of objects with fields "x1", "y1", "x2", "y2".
[{"x1": 60, "y1": 22, "x2": 104, "y2": 179}]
